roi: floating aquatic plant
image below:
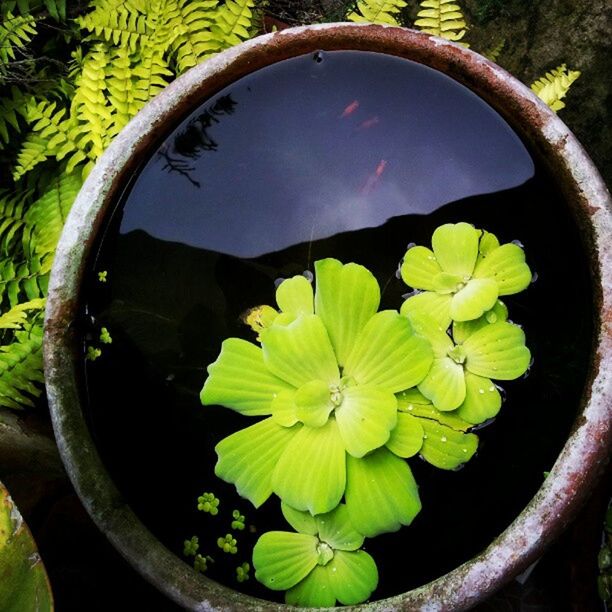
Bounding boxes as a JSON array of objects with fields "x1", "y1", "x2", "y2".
[
  {"x1": 236, "y1": 562, "x2": 250, "y2": 583},
  {"x1": 183, "y1": 536, "x2": 199, "y2": 557},
  {"x1": 201, "y1": 257, "x2": 433, "y2": 535},
  {"x1": 400, "y1": 222, "x2": 532, "y2": 329},
  {"x1": 197, "y1": 492, "x2": 220, "y2": 515},
  {"x1": 199, "y1": 222, "x2": 532, "y2": 605},
  {"x1": 253, "y1": 503, "x2": 378, "y2": 607}
]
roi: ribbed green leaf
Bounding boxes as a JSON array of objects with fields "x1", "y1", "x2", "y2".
[
  {"x1": 455, "y1": 373, "x2": 501, "y2": 425},
  {"x1": 295, "y1": 379, "x2": 334, "y2": 428},
  {"x1": 285, "y1": 565, "x2": 335, "y2": 607},
  {"x1": 400, "y1": 291, "x2": 452, "y2": 331},
  {"x1": 419, "y1": 419, "x2": 478, "y2": 469},
  {"x1": 473, "y1": 243, "x2": 532, "y2": 295},
  {"x1": 431, "y1": 222, "x2": 479, "y2": 277},
  {"x1": 281, "y1": 503, "x2": 318, "y2": 536},
  {"x1": 317, "y1": 504, "x2": 364, "y2": 552},
  {"x1": 386, "y1": 412, "x2": 424, "y2": 458},
  {"x1": 450, "y1": 278, "x2": 498, "y2": 322},
  {"x1": 276, "y1": 275, "x2": 314, "y2": 318},
  {"x1": 328, "y1": 550, "x2": 378, "y2": 605},
  {"x1": 400, "y1": 246, "x2": 442, "y2": 291},
  {"x1": 418, "y1": 357, "x2": 466, "y2": 411}
]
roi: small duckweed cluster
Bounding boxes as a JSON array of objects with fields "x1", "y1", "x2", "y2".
[
  {"x1": 193, "y1": 554, "x2": 213, "y2": 574},
  {"x1": 236, "y1": 562, "x2": 250, "y2": 583},
  {"x1": 183, "y1": 536, "x2": 199, "y2": 557},
  {"x1": 97, "y1": 270, "x2": 107, "y2": 283},
  {"x1": 99, "y1": 327, "x2": 112, "y2": 344},
  {"x1": 217, "y1": 533, "x2": 238, "y2": 554},
  {"x1": 197, "y1": 492, "x2": 220, "y2": 515},
  {"x1": 200, "y1": 223, "x2": 533, "y2": 606},
  {"x1": 86, "y1": 346, "x2": 101, "y2": 361}
]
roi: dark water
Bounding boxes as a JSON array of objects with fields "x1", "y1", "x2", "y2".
[{"x1": 81, "y1": 51, "x2": 594, "y2": 602}]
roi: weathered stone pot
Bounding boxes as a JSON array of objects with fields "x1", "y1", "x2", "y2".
[{"x1": 44, "y1": 24, "x2": 612, "y2": 610}]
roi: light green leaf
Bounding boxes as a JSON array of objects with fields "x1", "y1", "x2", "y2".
[
  {"x1": 314, "y1": 258, "x2": 380, "y2": 366},
  {"x1": 272, "y1": 419, "x2": 346, "y2": 515},
  {"x1": 261, "y1": 314, "x2": 339, "y2": 387},
  {"x1": 0, "y1": 481, "x2": 53, "y2": 612},
  {"x1": 455, "y1": 373, "x2": 501, "y2": 425},
  {"x1": 281, "y1": 503, "x2": 318, "y2": 536},
  {"x1": 463, "y1": 322, "x2": 531, "y2": 380},
  {"x1": 386, "y1": 413, "x2": 424, "y2": 458},
  {"x1": 345, "y1": 448, "x2": 421, "y2": 537},
  {"x1": 215, "y1": 418, "x2": 298, "y2": 508},
  {"x1": 452, "y1": 300, "x2": 508, "y2": 344},
  {"x1": 420, "y1": 420, "x2": 478, "y2": 470},
  {"x1": 478, "y1": 230, "x2": 500, "y2": 259},
  {"x1": 473, "y1": 243, "x2": 532, "y2": 295},
  {"x1": 201, "y1": 338, "x2": 292, "y2": 415},
  {"x1": 411, "y1": 406, "x2": 472, "y2": 432},
  {"x1": 328, "y1": 550, "x2": 378, "y2": 605},
  {"x1": 295, "y1": 379, "x2": 334, "y2": 428},
  {"x1": 396, "y1": 387, "x2": 432, "y2": 409},
  {"x1": 432, "y1": 271, "x2": 463, "y2": 293},
  {"x1": 405, "y1": 311, "x2": 453, "y2": 357},
  {"x1": 418, "y1": 357, "x2": 466, "y2": 411},
  {"x1": 253, "y1": 531, "x2": 318, "y2": 591},
  {"x1": 335, "y1": 385, "x2": 397, "y2": 457},
  {"x1": 400, "y1": 291, "x2": 452, "y2": 331},
  {"x1": 431, "y1": 222, "x2": 479, "y2": 277},
  {"x1": 285, "y1": 565, "x2": 335, "y2": 607},
  {"x1": 345, "y1": 311, "x2": 433, "y2": 392},
  {"x1": 317, "y1": 504, "x2": 364, "y2": 551},
  {"x1": 276, "y1": 275, "x2": 314, "y2": 317},
  {"x1": 271, "y1": 390, "x2": 298, "y2": 427},
  {"x1": 400, "y1": 246, "x2": 442, "y2": 290},
  {"x1": 450, "y1": 278, "x2": 499, "y2": 322}
]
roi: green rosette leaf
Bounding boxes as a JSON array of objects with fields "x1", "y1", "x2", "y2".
[
  {"x1": 261, "y1": 314, "x2": 339, "y2": 387},
  {"x1": 200, "y1": 338, "x2": 292, "y2": 415},
  {"x1": 285, "y1": 565, "x2": 335, "y2": 607},
  {"x1": 450, "y1": 277, "x2": 499, "y2": 322},
  {"x1": 345, "y1": 310, "x2": 433, "y2": 392},
  {"x1": 420, "y1": 420, "x2": 478, "y2": 469},
  {"x1": 328, "y1": 550, "x2": 378, "y2": 605},
  {"x1": 295, "y1": 380, "x2": 334, "y2": 428},
  {"x1": 215, "y1": 418, "x2": 299, "y2": 508},
  {"x1": 405, "y1": 311, "x2": 453, "y2": 357},
  {"x1": 281, "y1": 503, "x2": 318, "y2": 536},
  {"x1": 431, "y1": 222, "x2": 479, "y2": 277},
  {"x1": 398, "y1": 390, "x2": 474, "y2": 431},
  {"x1": 452, "y1": 300, "x2": 508, "y2": 344},
  {"x1": 271, "y1": 390, "x2": 298, "y2": 427},
  {"x1": 317, "y1": 504, "x2": 364, "y2": 552},
  {"x1": 418, "y1": 357, "x2": 466, "y2": 411},
  {"x1": 335, "y1": 385, "x2": 397, "y2": 458},
  {"x1": 473, "y1": 242, "x2": 532, "y2": 295},
  {"x1": 345, "y1": 448, "x2": 421, "y2": 537},
  {"x1": 253, "y1": 531, "x2": 318, "y2": 591},
  {"x1": 400, "y1": 291, "x2": 452, "y2": 331},
  {"x1": 478, "y1": 230, "x2": 500, "y2": 259},
  {"x1": 386, "y1": 413, "x2": 425, "y2": 458},
  {"x1": 463, "y1": 321, "x2": 531, "y2": 380},
  {"x1": 276, "y1": 275, "x2": 314, "y2": 317},
  {"x1": 272, "y1": 418, "x2": 346, "y2": 515},
  {"x1": 314, "y1": 258, "x2": 381, "y2": 366},
  {"x1": 400, "y1": 245, "x2": 442, "y2": 291},
  {"x1": 455, "y1": 373, "x2": 502, "y2": 425}
]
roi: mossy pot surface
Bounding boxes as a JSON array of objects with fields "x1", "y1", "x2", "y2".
[{"x1": 44, "y1": 24, "x2": 612, "y2": 611}]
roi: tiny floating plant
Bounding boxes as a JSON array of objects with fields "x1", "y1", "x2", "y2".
[
  {"x1": 197, "y1": 492, "x2": 220, "y2": 515},
  {"x1": 199, "y1": 222, "x2": 532, "y2": 605}
]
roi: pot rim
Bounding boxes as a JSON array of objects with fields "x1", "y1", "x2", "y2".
[{"x1": 44, "y1": 23, "x2": 612, "y2": 611}]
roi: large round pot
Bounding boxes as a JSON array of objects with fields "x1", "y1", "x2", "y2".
[{"x1": 44, "y1": 23, "x2": 612, "y2": 610}]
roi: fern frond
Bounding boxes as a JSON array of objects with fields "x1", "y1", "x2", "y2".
[
  {"x1": 0, "y1": 255, "x2": 52, "y2": 308},
  {"x1": 211, "y1": 0, "x2": 256, "y2": 49},
  {"x1": 530, "y1": 64, "x2": 580, "y2": 112},
  {"x1": 346, "y1": 0, "x2": 406, "y2": 25},
  {"x1": 0, "y1": 189, "x2": 34, "y2": 257},
  {"x1": 0, "y1": 324, "x2": 44, "y2": 410},
  {"x1": 24, "y1": 171, "x2": 81, "y2": 256},
  {"x1": 12, "y1": 133, "x2": 51, "y2": 181},
  {"x1": 105, "y1": 45, "x2": 140, "y2": 134},
  {"x1": 0, "y1": 299, "x2": 45, "y2": 329},
  {"x1": 77, "y1": 3, "x2": 148, "y2": 52},
  {"x1": 0, "y1": 87, "x2": 34, "y2": 148},
  {"x1": 0, "y1": 12, "x2": 37, "y2": 65},
  {"x1": 483, "y1": 39, "x2": 504, "y2": 63},
  {"x1": 415, "y1": 0, "x2": 468, "y2": 45},
  {"x1": 1, "y1": 1, "x2": 66, "y2": 21},
  {"x1": 168, "y1": 0, "x2": 220, "y2": 74}
]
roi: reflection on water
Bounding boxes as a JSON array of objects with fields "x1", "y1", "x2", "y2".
[{"x1": 120, "y1": 50, "x2": 534, "y2": 258}]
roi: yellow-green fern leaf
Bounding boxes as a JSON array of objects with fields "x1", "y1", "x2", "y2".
[
  {"x1": 0, "y1": 324, "x2": 44, "y2": 410},
  {"x1": 346, "y1": 0, "x2": 407, "y2": 25},
  {"x1": 530, "y1": 64, "x2": 580, "y2": 112},
  {"x1": 12, "y1": 134, "x2": 50, "y2": 181},
  {"x1": 0, "y1": 255, "x2": 52, "y2": 308},
  {"x1": 483, "y1": 39, "x2": 504, "y2": 63},
  {"x1": 25, "y1": 171, "x2": 82, "y2": 257},
  {"x1": 415, "y1": 0, "x2": 468, "y2": 45},
  {"x1": 168, "y1": 0, "x2": 220, "y2": 74},
  {"x1": 0, "y1": 189, "x2": 34, "y2": 257},
  {"x1": 0, "y1": 12, "x2": 37, "y2": 65},
  {"x1": 0, "y1": 299, "x2": 45, "y2": 330},
  {"x1": 211, "y1": 0, "x2": 256, "y2": 49},
  {"x1": 106, "y1": 45, "x2": 140, "y2": 134},
  {"x1": 77, "y1": 1, "x2": 148, "y2": 52}
]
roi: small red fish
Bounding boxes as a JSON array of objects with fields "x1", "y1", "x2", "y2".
[
  {"x1": 360, "y1": 159, "x2": 388, "y2": 195},
  {"x1": 359, "y1": 116, "x2": 380, "y2": 129},
  {"x1": 341, "y1": 100, "x2": 360, "y2": 118}
]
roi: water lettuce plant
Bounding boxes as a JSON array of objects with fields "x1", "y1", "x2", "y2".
[
  {"x1": 200, "y1": 222, "x2": 532, "y2": 604},
  {"x1": 253, "y1": 503, "x2": 378, "y2": 607},
  {"x1": 201, "y1": 258, "x2": 433, "y2": 534}
]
